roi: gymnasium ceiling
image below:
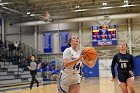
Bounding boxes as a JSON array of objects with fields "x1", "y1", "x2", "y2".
[
  {"x1": 0, "y1": 0, "x2": 140, "y2": 22},
  {"x1": 1, "y1": 0, "x2": 140, "y2": 56}
]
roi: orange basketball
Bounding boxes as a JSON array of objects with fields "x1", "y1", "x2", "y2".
[{"x1": 82, "y1": 47, "x2": 98, "y2": 61}]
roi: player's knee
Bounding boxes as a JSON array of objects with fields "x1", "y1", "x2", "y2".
[
  {"x1": 129, "y1": 87, "x2": 135, "y2": 93},
  {"x1": 131, "y1": 91, "x2": 135, "y2": 93}
]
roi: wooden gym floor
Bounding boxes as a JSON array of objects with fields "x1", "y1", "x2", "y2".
[{"x1": 0, "y1": 77, "x2": 140, "y2": 93}]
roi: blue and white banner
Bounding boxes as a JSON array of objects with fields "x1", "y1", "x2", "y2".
[
  {"x1": 82, "y1": 59, "x2": 99, "y2": 77},
  {"x1": 60, "y1": 32, "x2": 69, "y2": 52},
  {"x1": 43, "y1": 32, "x2": 53, "y2": 53}
]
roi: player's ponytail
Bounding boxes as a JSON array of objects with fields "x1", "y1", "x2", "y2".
[
  {"x1": 68, "y1": 37, "x2": 72, "y2": 47},
  {"x1": 126, "y1": 43, "x2": 128, "y2": 48}
]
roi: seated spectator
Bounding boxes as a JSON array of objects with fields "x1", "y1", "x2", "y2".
[
  {"x1": 50, "y1": 65, "x2": 60, "y2": 81},
  {"x1": 8, "y1": 42, "x2": 15, "y2": 51},
  {"x1": 37, "y1": 67, "x2": 42, "y2": 76},
  {"x1": 0, "y1": 39, "x2": 3, "y2": 48},
  {"x1": 17, "y1": 43, "x2": 21, "y2": 51},
  {"x1": 14, "y1": 41, "x2": 19, "y2": 50},
  {"x1": 42, "y1": 61, "x2": 48, "y2": 78},
  {"x1": 15, "y1": 50, "x2": 24, "y2": 65},
  {"x1": 48, "y1": 64, "x2": 53, "y2": 72},
  {"x1": 36, "y1": 57, "x2": 43, "y2": 77},
  {"x1": 4, "y1": 40, "x2": 7, "y2": 48},
  {"x1": 44, "y1": 63, "x2": 52, "y2": 79},
  {"x1": 0, "y1": 48, "x2": 7, "y2": 61}
]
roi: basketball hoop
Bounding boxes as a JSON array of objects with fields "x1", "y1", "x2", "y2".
[{"x1": 97, "y1": 15, "x2": 111, "y2": 25}]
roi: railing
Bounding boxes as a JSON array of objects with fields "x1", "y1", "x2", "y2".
[
  {"x1": 0, "y1": 40, "x2": 63, "y2": 81},
  {"x1": 0, "y1": 41, "x2": 40, "y2": 71}
]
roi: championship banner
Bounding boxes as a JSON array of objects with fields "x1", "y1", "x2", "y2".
[
  {"x1": 92, "y1": 25, "x2": 117, "y2": 46},
  {"x1": 43, "y1": 32, "x2": 53, "y2": 53},
  {"x1": 60, "y1": 32, "x2": 69, "y2": 52}
]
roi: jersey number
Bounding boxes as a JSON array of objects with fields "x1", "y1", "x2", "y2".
[
  {"x1": 121, "y1": 63, "x2": 127, "y2": 68},
  {"x1": 73, "y1": 63, "x2": 81, "y2": 70}
]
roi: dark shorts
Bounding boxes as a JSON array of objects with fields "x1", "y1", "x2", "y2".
[{"x1": 118, "y1": 71, "x2": 133, "y2": 83}]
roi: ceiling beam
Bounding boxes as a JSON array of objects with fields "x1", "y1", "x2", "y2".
[{"x1": 12, "y1": 12, "x2": 140, "y2": 26}]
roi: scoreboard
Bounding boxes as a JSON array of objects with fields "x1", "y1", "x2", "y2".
[{"x1": 92, "y1": 25, "x2": 117, "y2": 46}]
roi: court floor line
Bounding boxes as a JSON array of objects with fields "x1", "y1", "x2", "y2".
[{"x1": 0, "y1": 81, "x2": 57, "y2": 92}]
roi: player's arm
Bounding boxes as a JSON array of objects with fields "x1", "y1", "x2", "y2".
[
  {"x1": 27, "y1": 62, "x2": 31, "y2": 70},
  {"x1": 27, "y1": 66, "x2": 30, "y2": 69},
  {"x1": 111, "y1": 55, "x2": 117, "y2": 81},
  {"x1": 64, "y1": 58, "x2": 82, "y2": 67},
  {"x1": 129, "y1": 55, "x2": 135, "y2": 76},
  {"x1": 63, "y1": 48, "x2": 83, "y2": 67}
]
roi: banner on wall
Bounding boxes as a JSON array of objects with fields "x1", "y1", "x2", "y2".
[
  {"x1": 60, "y1": 32, "x2": 70, "y2": 52},
  {"x1": 82, "y1": 59, "x2": 99, "y2": 77},
  {"x1": 43, "y1": 32, "x2": 53, "y2": 53},
  {"x1": 92, "y1": 25, "x2": 117, "y2": 46}
]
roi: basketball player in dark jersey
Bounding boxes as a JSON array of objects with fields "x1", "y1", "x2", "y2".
[{"x1": 111, "y1": 42, "x2": 135, "y2": 93}]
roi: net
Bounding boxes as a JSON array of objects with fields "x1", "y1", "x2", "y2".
[{"x1": 97, "y1": 15, "x2": 111, "y2": 25}]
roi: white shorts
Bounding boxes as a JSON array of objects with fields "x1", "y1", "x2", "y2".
[{"x1": 58, "y1": 70, "x2": 81, "y2": 93}]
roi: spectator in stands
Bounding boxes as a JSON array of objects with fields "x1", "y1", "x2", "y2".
[
  {"x1": 0, "y1": 48, "x2": 7, "y2": 61},
  {"x1": 16, "y1": 50, "x2": 24, "y2": 71},
  {"x1": 27, "y1": 55, "x2": 39, "y2": 89},
  {"x1": 4, "y1": 40, "x2": 7, "y2": 48},
  {"x1": 41, "y1": 60, "x2": 48, "y2": 78},
  {"x1": 44, "y1": 63, "x2": 51, "y2": 79},
  {"x1": 27, "y1": 54, "x2": 32, "y2": 63},
  {"x1": 14, "y1": 41, "x2": 19, "y2": 50},
  {"x1": 51, "y1": 65, "x2": 60, "y2": 80},
  {"x1": 36, "y1": 57, "x2": 42, "y2": 77},
  {"x1": 25, "y1": 54, "x2": 32, "y2": 71},
  {"x1": 8, "y1": 42, "x2": 15, "y2": 51},
  {"x1": 0, "y1": 39, "x2": 3, "y2": 48}
]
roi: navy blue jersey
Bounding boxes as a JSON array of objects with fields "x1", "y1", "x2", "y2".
[{"x1": 111, "y1": 53, "x2": 134, "y2": 78}]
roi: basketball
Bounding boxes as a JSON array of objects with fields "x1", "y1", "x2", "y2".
[{"x1": 82, "y1": 47, "x2": 98, "y2": 61}]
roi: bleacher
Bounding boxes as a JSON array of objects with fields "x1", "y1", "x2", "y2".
[
  {"x1": 0, "y1": 41, "x2": 43, "y2": 87},
  {"x1": 0, "y1": 41, "x2": 63, "y2": 88},
  {"x1": 0, "y1": 62, "x2": 43, "y2": 87}
]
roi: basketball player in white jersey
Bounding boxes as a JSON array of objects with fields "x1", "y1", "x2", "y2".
[{"x1": 58, "y1": 36, "x2": 96, "y2": 93}]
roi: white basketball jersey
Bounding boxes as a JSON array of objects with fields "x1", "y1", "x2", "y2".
[{"x1": 63, "y1": 47, "x2": 82, "y2": 73}]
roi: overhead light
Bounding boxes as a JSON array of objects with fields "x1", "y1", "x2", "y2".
[
  {"x1": 75, "y1": 9, "x2": 87, "y2": 12},
  {"x1": 120, "y1": 4, "x2": 136, "y2": 7},
  {"x1": 30, "y1": 14, "x2": 35, "y2": 16},
  {"x1": 75, "y1": 5, "x2": 80, "y2": 9},
  {"x1": 124, "y1": 0, "x2": 129, "y2": 5},
  {"x1": 0, "y1": 2, "x2": 9, "y2": 5},
  {"x1": 103, "y1": 2, "x2": 107, "y2": 6},
  {"x1": 26, "y1": 12, "x2": 30, "y2": 15},
  {"x1": 99, "y1": 7, "x2": 113, "y2": 9}
]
